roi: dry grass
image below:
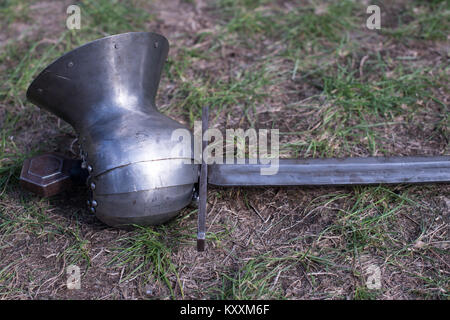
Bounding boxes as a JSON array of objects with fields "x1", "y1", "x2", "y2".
[{"x1": 0, "y1": 0, "x2": 449, "y2": 299}]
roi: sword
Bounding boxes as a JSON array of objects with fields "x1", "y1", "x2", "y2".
[
  {"x1": 19, "y1": 106, "x2": 450, "y2": 251},
  {"x1": 19, "y1": 33, "x2": 449, "y2": 252},
  {"x1": 197, "y1": 107, "x2": 449, "y2": 251}
]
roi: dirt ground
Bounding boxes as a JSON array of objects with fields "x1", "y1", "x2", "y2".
[{"x1": 0, "y1": 0, "x2": 449, "y2": 300}]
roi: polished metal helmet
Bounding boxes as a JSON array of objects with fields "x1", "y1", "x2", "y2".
[{"x1": 27, "y1": 32, "x2": 198, "y2": 227}]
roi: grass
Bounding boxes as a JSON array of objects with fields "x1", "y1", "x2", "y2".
[
  {"x1": 217, "y1": 255, "x2": 289, "y2": 299},
  {"x1": 278, "y1": 57, "x2": 446, "y2": 157},
  {"x1": 218, "y1": 0, "x2": 358, "y2": 51},
  {"x1": 0, "y1": 0, "x2": 30, "y2": 26},
  {"x1": 108, "y1": 226, "x2": 182, "y2": 298},
  {"x1": 81, "y1": 0, "x2": 153, "y2": 35},
  {"x1": 167, "y1": 61, "x2": 273, "y2": 126},
  {"x1": 212, "y1": 185, "x2": 447, "y2": 299},
  {"x1": 0, "y1": 0, "x2": 448, "y2": 299},
  {"x1": 380, "y1": 0, "x2": 450, "y2": 41},
  {"x1": 216, "y1": 248, "x2": 333, "y2": 299}
]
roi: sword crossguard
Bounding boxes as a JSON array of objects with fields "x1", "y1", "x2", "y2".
[{"x1": 197, "y1": 106, "x2": 209, "y2": 252}]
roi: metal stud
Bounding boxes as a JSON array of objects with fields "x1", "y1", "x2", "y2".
[
  {"x1": 90, "y1": 182, "x2": 96, "y2": 190},
  {"x1": 91, "y1": 200, "x2": 98, "y2": 207},
  {"x1": 87, "y1": 165, "x2": 93, "y2": 173}
]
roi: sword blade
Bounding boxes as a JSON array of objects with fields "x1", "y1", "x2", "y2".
[{"x1": 208, "y1": 156, "x2": 450, "y2": 186}]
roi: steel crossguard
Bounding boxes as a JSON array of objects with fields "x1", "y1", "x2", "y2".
[{"x1": 21, "y1": 32, "x2": 450, "y2": 251}]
